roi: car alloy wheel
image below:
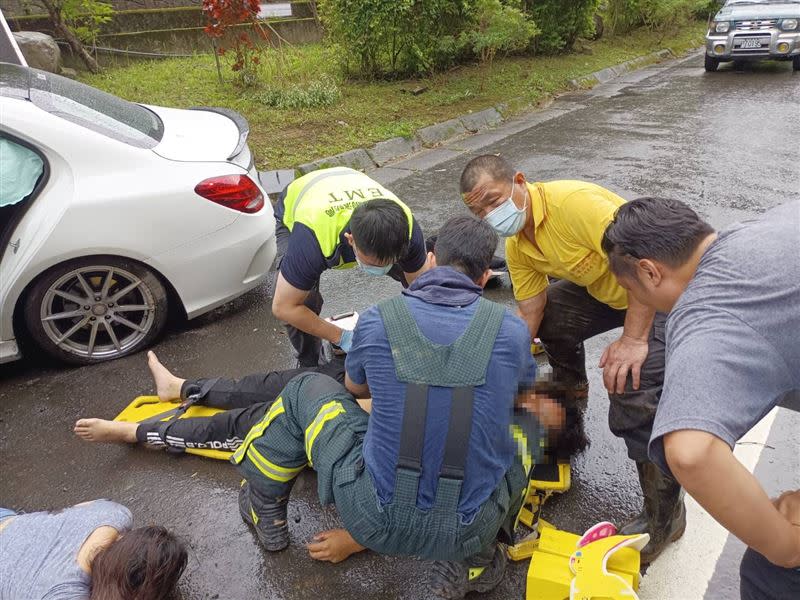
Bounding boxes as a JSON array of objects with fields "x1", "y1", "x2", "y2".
[{"x1": 25, "y1": 258, "x2": 168, "y2": 364}]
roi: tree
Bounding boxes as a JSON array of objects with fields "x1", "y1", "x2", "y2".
[
  {"x1": 28, "y1": 0, "x2": 114, "y2": 73},
  {"x1": 202, "y1": 0, "x2": 267, "y2": 86},
  {"x1": 461, "y1": 0, "x2": 538, "y2": 66}
]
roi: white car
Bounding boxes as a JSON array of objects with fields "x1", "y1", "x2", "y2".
[{"x1": 0, "y1": 62, "x2": 277, "y2": 365}]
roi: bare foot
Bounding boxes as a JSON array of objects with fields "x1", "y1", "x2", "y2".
[
  {"x1": 147, "y1": 351, "x2": 185, "y2": 402},
  {"x1": 307, "y1": 528, "x2": 365, "y2": 563},
  {"x1": 74, "y1": 419, "x2": 138, "y2": 444}
]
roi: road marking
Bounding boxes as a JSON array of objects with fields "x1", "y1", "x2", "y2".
[{"x1": 640, "y1": 408, "x2": 781, "y2": 599}]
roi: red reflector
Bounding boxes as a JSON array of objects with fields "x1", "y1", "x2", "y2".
[{"x1": 194, "y1": 175, "x2": 264, "y2": 214}]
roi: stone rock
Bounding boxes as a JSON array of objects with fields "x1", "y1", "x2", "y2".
[
  {"x1": 297, "y1": 148, "x2": 375, "y2": 175},
  {"x1": 459, "y1": 107, "x2": 503, "y2": 133},
  {"x1": 416, "y1": 118, "x2": 468, "y2": 147},
  {"x1": 367, "y1": 136, "x2": 421, "y2": 167},
  {"x1": 592, "y1": 66, "x2": 619, "y2": 83},
  {"x1": 13, "y1": 31, "x2": 61, "y2": 73},
  {"x1": 59, "y1": 67, "x2": 78, "y2": 79}
]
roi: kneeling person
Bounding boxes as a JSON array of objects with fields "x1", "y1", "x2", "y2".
[
  {"x1": 272, "y1": 167, "x2": 428, "y2": 366},
  {"x1": 236, "y1": 216, "x2": 551, "y2": 599}
]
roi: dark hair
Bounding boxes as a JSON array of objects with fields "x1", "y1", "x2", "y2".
[
  {"x1": 602, "y1": 197, "x2": 715, "y2": 278},
  {"x1": 349, "y1": 199, "x2": 409, "y2": 263},
  {"x1": 460, "y1": 154, "x2": 515, "y2": 194},
  {"x1": 434, "y1": 215, "x2": 498, "y2": 281},
  {"x1": 531, "y1": 377, "x2": 589, "y2": 460},
  {"x1": 90, "y1": 526, "x2": 188, "y2": 600}
]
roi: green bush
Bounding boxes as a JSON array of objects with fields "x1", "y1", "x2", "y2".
[
  {"x1": 606, "y1": 0, "x2": 718, "y2": 35},
  {"x1": 317, "y1": 0, "x2": 474, "y2": 79},
  {"x1": 460, "y1": 0, "x2": 538, "y2": 65},
  {"x1": 523, "y1": 0, "x2": 600, "y2": 54},
  {"x1": 254, "y1": 74, "x2": 341, "y2": 109}
]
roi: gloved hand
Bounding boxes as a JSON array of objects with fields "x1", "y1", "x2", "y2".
[{"x1": 336, "y1": 329, "x2": 353, "y2": 353}]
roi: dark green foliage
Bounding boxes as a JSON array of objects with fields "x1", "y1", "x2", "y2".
[
  {"x1": 523, "y1": 0, "x2": 601, "y2": 54},
  {"x1": 605, "y1": 0, "x2": 718, "y2": 35},
  {"x1": 317, "y1": 0, "x2": 474, "y2": 79},
  {"x1": 461, "y1": 0, "x2": 538, "y2": 65}
]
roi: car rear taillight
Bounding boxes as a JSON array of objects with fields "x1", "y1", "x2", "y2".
[{"x1": 194, "y1": 175, "x2": 264, "y2": 214}]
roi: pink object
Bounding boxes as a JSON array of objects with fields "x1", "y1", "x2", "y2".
[{"x1": 577, "y1": 521, "x2": 617, "y2": 548}]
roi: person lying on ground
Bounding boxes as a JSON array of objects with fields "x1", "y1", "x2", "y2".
[
  {"x1": 0, "y1": 499, "x2": 186, "y2": 600},
  {"x1": 74, "y1": 350, "x2": 346, "y2": 452},
  {"x1": 233, "y1": 215, "x2": 566, "y2": 600},
  {"x1": 73, "y1": 350, "x2": 365, "y2": 563},
  {"x1": 602, "y1": 197, "x2": 800, "y2": 600}
]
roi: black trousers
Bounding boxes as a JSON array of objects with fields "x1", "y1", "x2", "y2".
[
  {"x1": 135, "y1": 358, "x2": 346, "y2": 451},
  {"x1": 740, "y1": 547, "x2": 800, "y2": 600},
  {"x1": 273, "y1": 218, "x2": 408, "y2": 367},
  {"x1": 536, "y1": 280, "x2": 666, "y2": 462}
]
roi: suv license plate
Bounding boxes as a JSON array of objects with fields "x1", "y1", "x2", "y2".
[{"x1": 739, "y1": 38, "x2": 765, "y2": 49}]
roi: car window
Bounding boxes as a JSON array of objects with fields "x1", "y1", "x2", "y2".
[
  {"x1": 27, "y1": 69, "x2": 164, "y2": 149},
  {"x1": 0, "y1": 137, "x2": 44, "y2": 207}
]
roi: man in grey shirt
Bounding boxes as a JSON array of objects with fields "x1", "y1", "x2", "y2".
[{"x1": 601, "y1": 198, "x2": 800, "y2": 600}]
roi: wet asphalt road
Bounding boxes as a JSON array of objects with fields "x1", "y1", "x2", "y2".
[{"x1": 1, "y1": 52, "x2": 799, "y2": 600}]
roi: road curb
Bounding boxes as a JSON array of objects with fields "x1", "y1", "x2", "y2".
[
  {"x1": 293, "y1": 45, "x2": 693, "y2": 176},
  {"x1": 569, "y1": 48, "x2": 674, "y2": 88}
]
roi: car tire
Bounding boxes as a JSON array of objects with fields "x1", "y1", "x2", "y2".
[
  {"x1": 24, "y1": 256, "x2": 168, "y2": 365},
  {"x1": 793, "y1": 56, "x2": 800, "y2": 71},
  {"x1": 705, "y1": 55, "x2": 720, "y2": 72}
]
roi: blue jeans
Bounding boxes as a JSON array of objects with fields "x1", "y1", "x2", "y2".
[{"x1": 0, "y1": 508, "x2": 17, "y2": 521}]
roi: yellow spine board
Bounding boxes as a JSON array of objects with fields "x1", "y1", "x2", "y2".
[
  {"x1": 114, "y1": 396, "x2": 233, "y2": 461},
  {"x1": 526, "y1": 527, "x2": 647, "y2": 600}
]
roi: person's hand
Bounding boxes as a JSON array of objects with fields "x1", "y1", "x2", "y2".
[
  {"x1": 599, "y1": 335, "x2": 650, "y2": 394},
  {"x1": 336, "y1": 329, "x2": 353, "y2": 353},
  {"x1": 774, "y1": 490, "x2": 800, "y2": 526},
  {"x1": 306, "y1": 528, "x2": 365, "y2": 563}
]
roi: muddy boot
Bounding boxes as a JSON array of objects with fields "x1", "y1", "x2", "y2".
[
  {"x1": 619, "y1": 461, "x2": 686, "y2": 564},
  {"x1": 428, "y1": 545, "x2": 508, "y2": 599},
  {"x1": 238, "y1": 480, "x2": 290, "y2": 552}
]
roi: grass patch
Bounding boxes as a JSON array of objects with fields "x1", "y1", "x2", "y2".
[{"x1": 82, "y1": 23, "x2": 706, "y2": 169}]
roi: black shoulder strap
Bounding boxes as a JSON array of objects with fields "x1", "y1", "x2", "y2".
[
  {"x1": 440, "y1": 387, "x2": 474, "y2": 480},
  {"x1": 396, "y1": 383, "x2": 428, "y2": 472}
]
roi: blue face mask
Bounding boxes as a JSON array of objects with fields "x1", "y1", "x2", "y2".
[
  {"x1": 485, "y1": 181, "x2": 527, "y2": 237},
  {"x1": 356, "y1": 255, "x2": 393, "y2": 276}
]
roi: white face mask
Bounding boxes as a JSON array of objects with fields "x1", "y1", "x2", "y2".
[{"x1": 484, "y1": 181, "x2": 527, "y2": 237}]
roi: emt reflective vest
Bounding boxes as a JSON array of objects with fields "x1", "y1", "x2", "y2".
[{"x1": 281, "y1": 167, "x2": 414, "y2": 264}]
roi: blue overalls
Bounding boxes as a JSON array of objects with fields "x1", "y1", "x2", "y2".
[{"x1": 233, "y1": 295, "x2": 540, "y2": 563}]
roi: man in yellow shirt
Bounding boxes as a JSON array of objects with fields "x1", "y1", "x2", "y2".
[{"x1": 459, "y1": 154, "x2": 683, "y2": 563}]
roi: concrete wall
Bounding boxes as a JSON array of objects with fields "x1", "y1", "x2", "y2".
[
  {"x1": 5, "y1": 2, "x2": 321, "y2": 59},
  {"x1": 4, "y1": 0, "x2": 200, "y2": 17}
]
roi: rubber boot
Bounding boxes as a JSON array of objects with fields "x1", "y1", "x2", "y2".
[
  {"x1": 619, "y1": 461, "x2": 686, "y2": 564},
  {"x1": 551, "y1": 385, "x2": 590, "y2": 460},
  {"x1": 428, "y1": 544, "x2": 508, "y2": 599},
  {"x1": 238, "y1": 480, "x2": 291, "y2": 552}
]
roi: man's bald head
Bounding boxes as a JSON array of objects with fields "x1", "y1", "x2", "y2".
[
  {"x1": 460, "y1": 155, "x2": 515, "y2": 195},
  {"x1": 460, "y1": 155, "x2": 521, "y2": 217}
]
